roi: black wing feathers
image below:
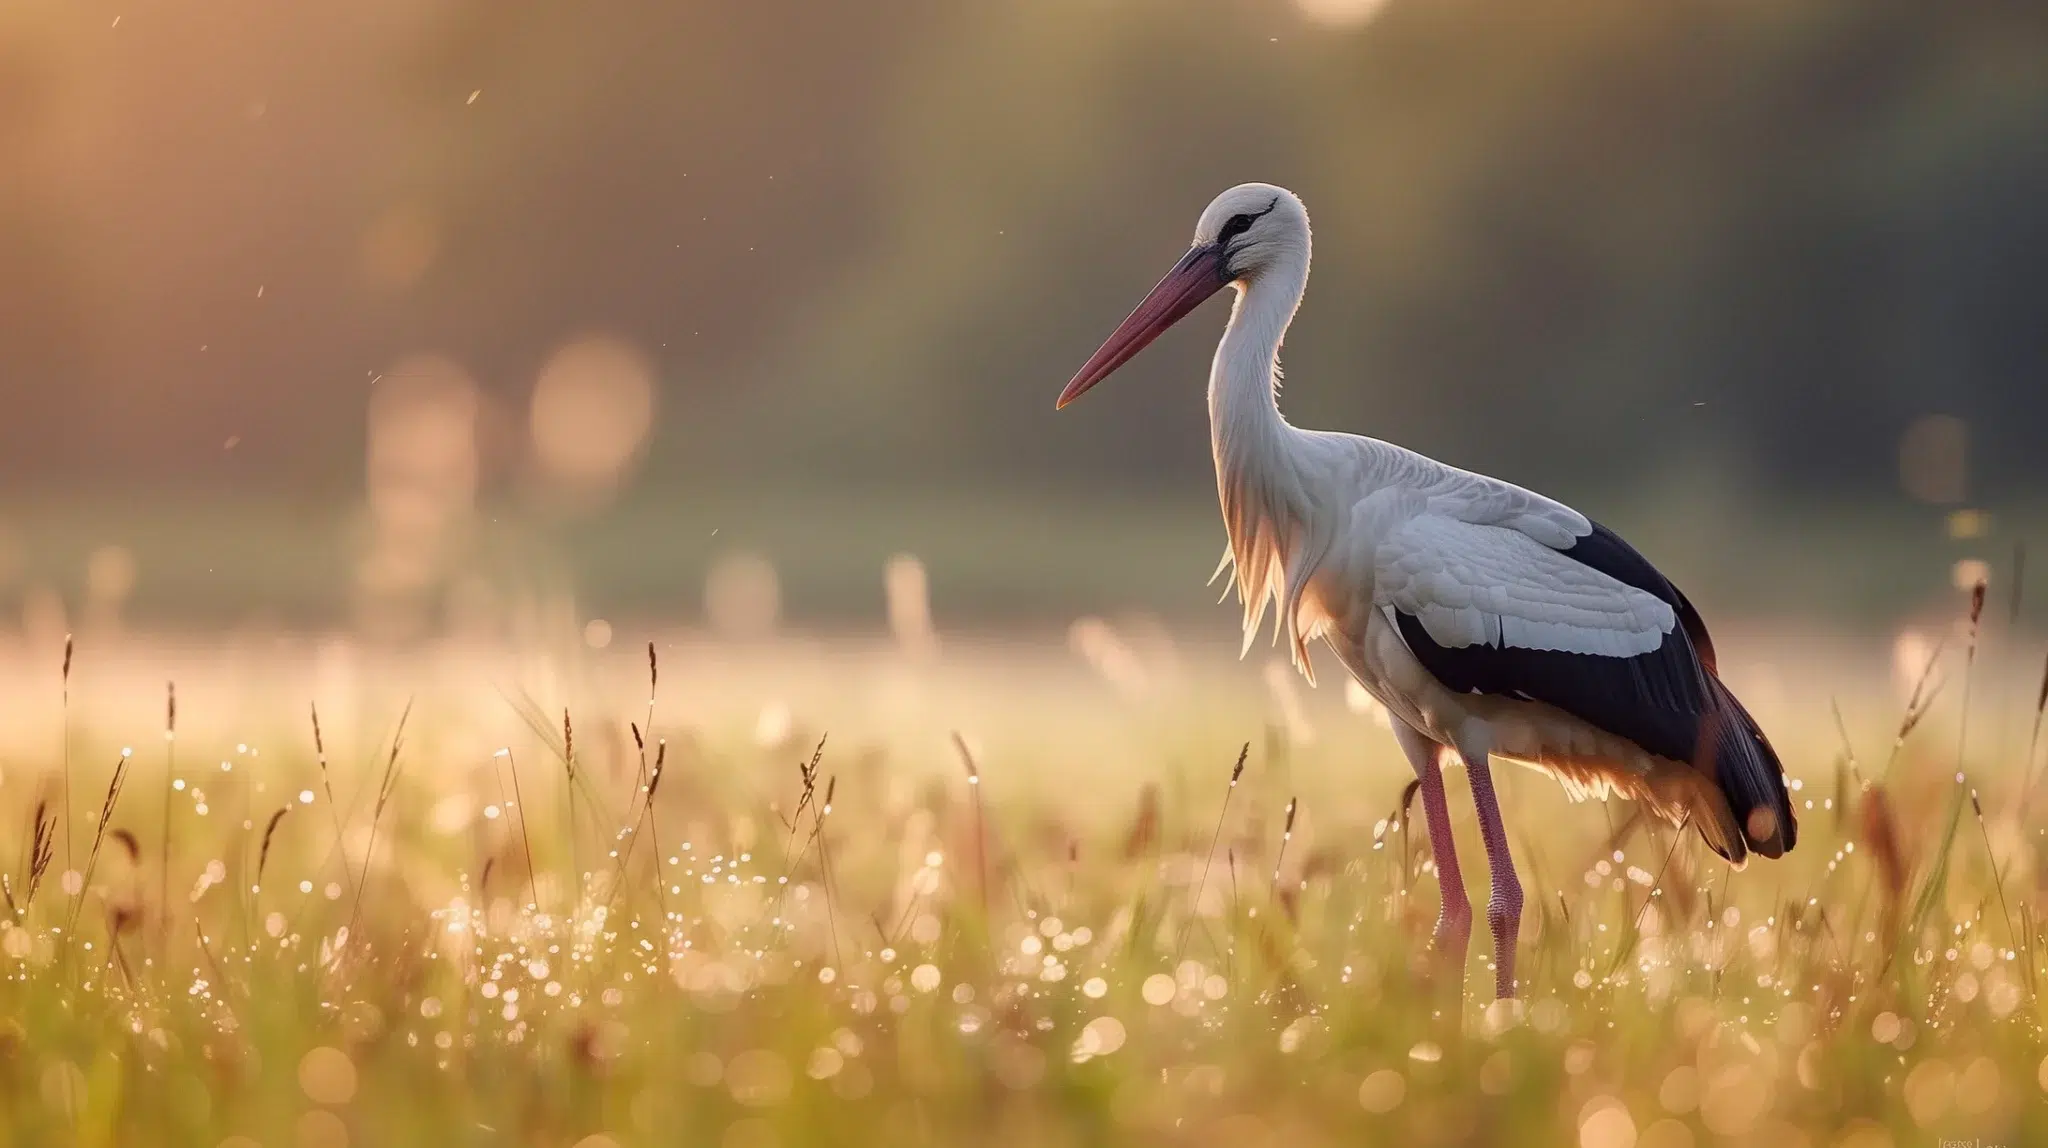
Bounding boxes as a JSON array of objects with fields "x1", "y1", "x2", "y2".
[
  {"x1": 1396, "y1": 519, "x2": 1792, "y2": 860},
  {"x1": 1392, "y1": 612, "x2": 1708, "y2": 765},
  {"x1": 1561, "y1": 523, "x2": 1717, "y2": 672}
]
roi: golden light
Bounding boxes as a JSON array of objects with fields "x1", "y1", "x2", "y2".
[
  {"x1": 85, "y1": 544, "x2": 137, "y2": 632},
  {"x1": 359, "y1": 202, "x2": 441, "y2": 291},
  {"x1": 85, "y1": 545, "x2": 136, "y2": 603},
  {"x1": 530, "y1": 334, "x2": 657, "y2": 497},
  {"x1": 704, "y1": 552, "x2": 781, "y2": 638},
  {"x1": 366, "y1": 356, "x2": 479, "y2": 532},
  {"x1": 357, "y1": 355, "x2": 479, "y2": 635},
  {"x1": 1577, "y1": 1098, "x2": 1636, "y2": 1148},
  {"x1": 1069, "y1": 616, "x2": 1147, "y2": 695},
  {"x1": 885, "y1": 553, "x2": 938, "y2": 657},
  {"x1": 1697, "y1": 1063, "x2": 1767, "y2": 1137},
  {"x1": 1658, "y1": 1065, "x2": 1700, "y2": 1114},
  {"x1": 1946, "y1": 508, "x2": 1990, "y2": 539},
  {"x1": 297, "y1": 1046, "x2": 358, "y2": 1106},
  {"x1": 1890, "y1": 630, "x2": 1937, "y2": 701},
  {"x1": 1901, "y1": 1058, "x2": 1954, "y2": 1126},
  {"x1": 1295, "y1": 0, "x2": 1394, "y2": 30},
  {"x1": 1953, "y1": 1056, "x2": 2000, "y2": 1115}
]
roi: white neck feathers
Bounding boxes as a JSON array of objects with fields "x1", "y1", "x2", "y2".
[{"x1": 1209, "y1": 247, "x2": 1324, "y2": 677}]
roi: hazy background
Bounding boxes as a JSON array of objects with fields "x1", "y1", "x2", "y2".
[{"x1": 2, "y1": 0, "x2": 2045, "y2": 642}]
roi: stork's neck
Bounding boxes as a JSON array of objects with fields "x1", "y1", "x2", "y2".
[
  {"x1": 1209, "y1": 255, "x2": 1309, "y2": 494},
  {"x1": 1207, "y1": 246, "x2": 1320, "y2": 663}
]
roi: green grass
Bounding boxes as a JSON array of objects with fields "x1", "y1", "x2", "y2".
[{"x1": 0, "y1": 629, "x2": 2043, "y2": 1148}]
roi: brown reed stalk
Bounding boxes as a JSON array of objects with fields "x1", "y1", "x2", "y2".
[
  {"x1": 61, "y1": 635, "x2": 72, "y2": 879},
  {"x1": 159, "y1": 681, "x2": 176, "y2": 960},
  {"x1": 1969, "y1": 789, "x2": 2017, "y2": 954},
  {"x1": 308, "y1": 703, "x2": 356, "y2": 904},
  {"x1": 621, "y1": 640, "x2": 666, "y2": 914},
  {"x1": 608, "y1": 738, "x2": 668, "y2": 911},
  {"x1": 642, "y1": 739, "x2": 670, "y2": 921},
  {"x1": 23, "y1": 801, "x2": 55, "y2": 910},
  {"x1": 194, "y1": 917, "x2": 239, "y2": 1002},
  {"x1": 1175, "y1": 743, "x2": 1248, "y2": 962},
  {"x1": 781, "y1": 737, "x2": 826, "y2": 853},
  {"x1": 1121, "y1": 784, "x2": 1160, "y2": 860},
  {"x1": 563, "y1": 708, "x2": 580, "y2": 889},
  {"x1": 1225, "y1": 846, "x2": 1240, "y2": 980},
  {"x1": 1859, "y1": 784, "x2": 1906, "y2": 933},
  {"x1": 813, "y1": 774, "x2": 843, "y2": 968},
  {"x1": 2018, "y1": 652, "x2": 2048, "y2": 818},
  {"x1": 642, "y1": 642, "x2": 658, "y2": 779},
  {"x1": 612, "y1": 646, "x2": 666, "y2": 906},
  {"x1": 1879, "y1": 638, "x2": 1948, "y2": 783},
  {"x1": 1828, "y1": 699, "x2": 1865, "y2": 787},
  {"x1": 2020, "y1": 901, "x2": 2039, "y2": 997},
  {"x1": 1904, "y1": 582, "x2": 1988, "y2": 949},
  {"x1": 499, "y1": 748, "x2": 540, "y2": 909},
  {"x1": 6, "y1": 802, "x2": 55, "y2": 917},
  {"x1": 951, "y1": 731, "x2": 988, "y2": 921},
  {"x1": 1606, "y1": 814, "x2": 1692, "y2": 978},
  {"x1": 760, "y1": 738, "x2": 831, "y2": 942},
  {"x1": 64, "y1": 752, "x2": 134, "y2": 958},
  {"x1": 342, "y1": 699, "x2": 412, "y2": 957},
  {"x1": 1269, "y1": 796, "x2": 1298, "y2": 902},
  {"x1": 255, "y1": 807, "x2": 290, "y2": 893},
  {"x1": 106, "y1": 917, "x2": 137, "y2": 991}
]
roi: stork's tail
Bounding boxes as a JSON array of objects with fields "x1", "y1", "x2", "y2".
[{"x1": 1692, "y1": 679, "x2": 1796, "y2": 867}]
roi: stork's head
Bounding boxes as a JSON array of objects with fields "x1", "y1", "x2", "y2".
[{"x1": 1059, "y1": 183, "x2": 1309, "y2": 409}]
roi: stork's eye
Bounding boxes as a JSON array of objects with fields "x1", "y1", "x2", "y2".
[{"x1": 1217, "y1": 213, "x2": 1256, "y2": 244}]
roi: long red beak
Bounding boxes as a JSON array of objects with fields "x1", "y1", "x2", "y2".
[{"x1": 1057, "y1": 244, "x2": 1228, "y2": 409}]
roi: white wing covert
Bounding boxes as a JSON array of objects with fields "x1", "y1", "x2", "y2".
[{"x1": 1374, "y1": 514, "x2": 1676, "y2": 657}]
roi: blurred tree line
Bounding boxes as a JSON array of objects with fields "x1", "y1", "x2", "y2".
[{"x1": 1, "y1": 0, "x2": 2044, "y2": 511}]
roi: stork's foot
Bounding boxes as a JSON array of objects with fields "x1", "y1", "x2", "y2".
[{"x1": 1464, "y1": 750, "x2": 1524, "y2": 1001}]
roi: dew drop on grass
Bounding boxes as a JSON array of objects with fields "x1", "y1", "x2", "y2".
[
  {"x1": 298, "y1": 1046, "x2": 357, "y2": 1106},
  {"x1": 1072, "y1": 1016, "x2": 1124, "y2": 1060},
  {"x1": 1577, "y1": 1101, "x2": 1635, "y2": 1148},
  {"x1": 1357, "y1": 1069, "x2": 1404, "y2": 1114}
]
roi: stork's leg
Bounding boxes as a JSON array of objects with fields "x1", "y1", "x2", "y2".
[
  {"x1": 1394, "y1": 722, "x2": 1470, "y2": 968},
  {"x1": 1456, "y1": 741, "x2": 1524, "y2": 999}
]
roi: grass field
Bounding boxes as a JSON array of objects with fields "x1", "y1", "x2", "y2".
[{"x1": 0, "y1": 611, "x2": 2044, "y2": 1148}]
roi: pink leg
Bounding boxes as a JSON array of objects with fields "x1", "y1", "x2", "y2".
[
  {"x1": 1460, "y1": 747, "x2": 1524, "y2": 999},
  {"x1": 1394, "y1": 723, "x2": 1470, "y2": 966}
]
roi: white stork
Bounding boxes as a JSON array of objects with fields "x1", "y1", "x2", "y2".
[{"x1": 1057, "y1": 183, "x2": 1795, "y2": 999}]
